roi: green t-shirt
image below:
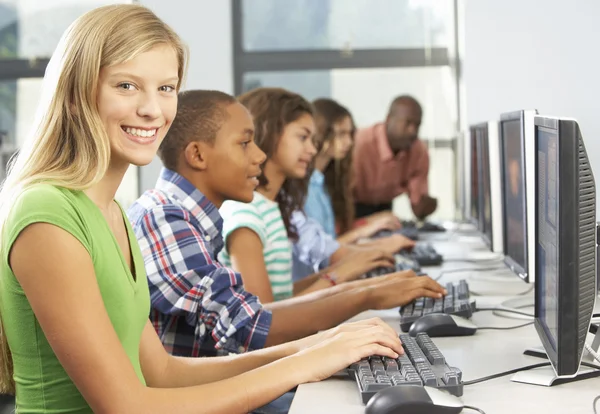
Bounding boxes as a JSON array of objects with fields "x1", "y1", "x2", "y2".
[{"x1": 0, "y1": 184, "x2": 150, "y2": 413}]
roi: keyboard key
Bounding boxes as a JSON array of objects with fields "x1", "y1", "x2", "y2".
[
  {"x1": 444, "y1": 373, "x2": 459, "y2": 385},
  {"x1": 384, "y1": 360, "x2": 399, "y2": 372}
]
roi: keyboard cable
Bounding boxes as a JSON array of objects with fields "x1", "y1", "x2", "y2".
[
  {"x1": 463, "y1": 406, "x2": 487, "y2": 414},
  {"x1": 463, "y1": 362, "x2": 600, "y2": 386},
  {"x1": 475, "y1": 307, "x2": 533, "y2": 318},
  {"x1": 477, "y1": 321, "x2": 533, "y2": 331},
  {"x1": 593, "y1": 394, "x2": 600, "y2": 414}
]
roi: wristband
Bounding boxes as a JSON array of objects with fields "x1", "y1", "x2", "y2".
[
  {"x1": 321, "y1": 272, "x2": 337, "y2": 286},
  {"x1": 354, "y1": 218, "x2": 368, "y2": 228}
]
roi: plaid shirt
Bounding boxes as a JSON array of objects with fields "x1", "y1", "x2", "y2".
[{"x1": 128, "y1": 168, "x2": 272, "y2": 357}]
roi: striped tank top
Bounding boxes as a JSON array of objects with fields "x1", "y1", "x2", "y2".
[{"x1": 219, "y1": 192, "x2": 293, "y2": 301}]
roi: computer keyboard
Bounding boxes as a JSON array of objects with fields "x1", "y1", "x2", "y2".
[
  {"x1": 374, "y1": 227, "x2": 420, "y2": 241},
  {"x1": 409, "y1": 242, "x2": 444, "y2": 266},
  {"x1": 364, "y1": 254, "x2": 423, "y2": 278},
  {"x1": 402, "y1": 220, "x2": 447, "y2": 233},
  {"x1": 399, "y1": 280, "x2": 475, "y2": 332},
  {"x1": 348, "y1": 332, "x2": 464, "y2": 404}
]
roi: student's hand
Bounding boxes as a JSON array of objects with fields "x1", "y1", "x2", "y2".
[
  {"x1": 293, "y1": 323, "x2": 404, "y2": 383},
  {"x1": 365, "y1": 210, "x2": 400, "y2": 226},
  {"x1": 360, "y1": 215, "x2": 402, "y2": 238},
  {"x1": 290, "y1": 317, "x2": 401, "y2": 353},
  {"x1": 367, "y1": 234, "x2": 415, "y2": 254},
  {"x1": 413, "y1": 195, "x2": 438, "y2": 220},
  {"x1": 366, "y1": 272, "x2": 447, "y2": 310},
  {"x1": 330, "y1": 249, "x2": 395, "y2": 283}
]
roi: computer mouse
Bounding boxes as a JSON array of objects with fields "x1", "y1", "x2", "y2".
[
  {"x1": 365, "y1": 385, "x2": 463, "y2": 414},
  {"x1": 408, "y1": 314, "x2": 477, "y2": 337}
]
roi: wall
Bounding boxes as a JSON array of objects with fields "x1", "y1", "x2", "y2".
[
  {"x1": 463, "y1": 0, "x2": 600, "y2": 214},
  {"x1": 137, "y1": 0, "x2": 234, "y2": 193}
]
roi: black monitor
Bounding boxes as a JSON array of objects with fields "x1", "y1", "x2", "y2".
[
  {"x1": 499, "y1": 111, "x2": 529, "y2": 280},
  {"x1": 534, "y1": 116, "x2": 596, "y2": 377},
  {"x1": 478, "y1": 126, "x2": 493, "y2": 249},
  {"x1": 468, "y1": 126, "x2": 481, "y2": 228}
]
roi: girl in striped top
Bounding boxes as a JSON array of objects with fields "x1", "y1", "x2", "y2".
[
  {"x1": 220, "y1": 191, "x2": 294, "y2": 301},
  {"x1": 219, "y1": 88, "x2": 394, "y2": 303}
]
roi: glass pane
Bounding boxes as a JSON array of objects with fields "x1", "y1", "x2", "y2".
[
  {"x1": 243, "y1": 66, "x2": 457, "y2": 139},
  {"x1": 0, "y1": 77, "x2": 43, "y2": 149},
  {"x1": 0, "y1": 0, "x2": 130, "y2": 60},
  {"x1": 242, "y1": 0, "x2": 453, "y2": 51},
  {"x1": 0, "y1": 80, "x2": 16, "y2": 148}
]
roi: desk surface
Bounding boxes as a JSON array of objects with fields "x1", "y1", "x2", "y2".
[{"x1": 289, "y1": 233, "x2": 600, "y2": 414}]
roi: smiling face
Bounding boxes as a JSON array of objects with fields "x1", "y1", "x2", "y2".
[
  {"x1": 203, "y1": 102, "x2": 266, "y2": 206},
  {"x1": 96, "y1": 44, "x2": 179, "y2": 168},
  {"x1": 269, "y1": 112, "x2": 317, "y2": 179}
]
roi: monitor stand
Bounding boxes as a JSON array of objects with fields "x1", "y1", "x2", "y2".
[{"x1": 511, "y1": 329, "x2": 600, "y2": 386}]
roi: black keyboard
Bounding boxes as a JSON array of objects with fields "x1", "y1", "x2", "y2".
[
  {"x1": 348, "y1": 332, "x2": 464, "y2": 404},
  {"x1": 399, "y1": 280, "x2": 475, "y2": 332},
  {"x1": 374, "y1": 227, "x2": 420, "y2": 241},
  {"x1": 364, "y1": 255, "x2": 423, "y2": 278},
  {"x1": 419, "y1": 221, "x2": 447, "y2": 233},
  {"x1": 402, "y1": 220, "x2": 447, "y2": 233},
  {"x1": 409, "y1": 242, "x2": 444, "y2": 266}
]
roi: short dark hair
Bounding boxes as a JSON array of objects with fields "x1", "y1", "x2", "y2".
[
  {"x1": 238, "y1": 87, "x2": 314, "y2": 240},
  {"x1": 388, "y1": 95, "x2": 422, "y2": 116},
  {"x1": 158, "y1": 90, "x2": 237, "y2": 171}
]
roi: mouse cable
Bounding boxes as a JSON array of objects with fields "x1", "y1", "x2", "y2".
[
  {"x1": 477, "y1": 321, "x2": 533, "y2": 330},
  {"x1": 593, "y1": 394, "x2": 600, "y2": 414},
  {"x1": 434, "y1": 266, "x2": 507, "y2": 281},
  {"x1": 475, "y1": 307, "x2": 533, "y2": 318},
  {"x1": 463, "y1": 362, "x2": 600, "y2": 387},
  {"x1": 463, "y1": 406, "x2": 487, "y2": 414}
]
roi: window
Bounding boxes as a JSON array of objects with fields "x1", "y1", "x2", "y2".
[
  {"x1": 243, "y1": 67, "x2": 457, "y2": 139},
  {"x1": 242, "y1": 0, "x2": 453, "y2": 51}
]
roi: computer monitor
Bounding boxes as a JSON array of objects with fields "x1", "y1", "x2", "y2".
[
  {"x1": 468, "y1": 122, "x2": 503, "y2": 252},
  {"x1": 499, "y1": 110, "x2": 537, "y2": 282},
  {"x1": 468, "y1": 125, "x2": 481, "y2": 229},
  {"x1": 478, "y1": 124, "x2": 493, "y2": 247},
  {"x1": 527, "y1": 116, "x2": 597, "y2": 384}
]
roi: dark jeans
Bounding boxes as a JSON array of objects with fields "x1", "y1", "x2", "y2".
[{"x1": 354, "y1": 202, "x2": 393, "y2": 220}]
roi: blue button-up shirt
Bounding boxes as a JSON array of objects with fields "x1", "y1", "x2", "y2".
[
  {"x1": 291, "y1": 211, "x2": 340, "y2": 282},
  {"x1": 304, "y1": 170, "x2": 336, "y2": 237},
  {"x1": 128, "y1": 168, "x2": 272, "y2": 357}
]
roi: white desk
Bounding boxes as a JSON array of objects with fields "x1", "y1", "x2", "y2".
[{"x1": 289, "y1": 233, "x2": 600, "y2": 414}]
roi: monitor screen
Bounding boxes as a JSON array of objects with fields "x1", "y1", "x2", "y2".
[
  {"x1": 470, "y1": 128, "x2": 480, "y2": 226},
  {"x1": 501, "y1": 119, "x2": 528, "y2": 273},
  {"x1": 536, "y1": 126, "x2": 560, "y2": 352},
  {"x1": 479, "y1": 128, "x2": 493, "y2": 245}
]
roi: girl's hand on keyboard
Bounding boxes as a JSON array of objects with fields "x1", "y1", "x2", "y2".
[
  {"x1": 370, "y1": 233, "x2": 416, "y2": 254},
  {"x1": 295, "y1": 323, "x2": 404, "y2": 383},
  {"x1": 331, "y1": 249, "x2": 395, "y2": 283},
  {"x1": 367, "y1": 275, "x2": 447, "y2": 309},
  {"x1": 290, "y1": 317, "x2": 402, "y2": 352},
  {"x1": 359, "y1": 215, "x2": 402, "y2": 238}
]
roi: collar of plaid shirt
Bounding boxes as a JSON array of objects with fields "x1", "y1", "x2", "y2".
[{"x1": 155, "y1": 167, "x2": 224, "y2": 251}]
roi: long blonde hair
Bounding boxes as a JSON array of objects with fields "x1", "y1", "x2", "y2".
[{"x1": 0, "y1": 4, "x2": 187, "y2": 394}]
